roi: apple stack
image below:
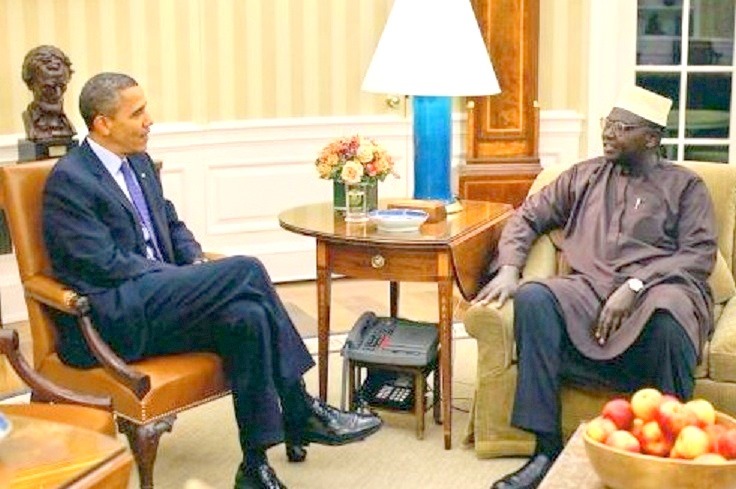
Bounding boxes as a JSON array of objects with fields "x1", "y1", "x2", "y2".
[{"x1": 585, "y1": 387, "x2": 736, "y2": 462}]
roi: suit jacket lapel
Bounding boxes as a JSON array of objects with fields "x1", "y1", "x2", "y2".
[{"x1": 79, "y1": 142, "x2": 140, "y2": 225}]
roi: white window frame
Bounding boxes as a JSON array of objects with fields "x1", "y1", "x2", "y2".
[{"x1": 583, "y1": 0, "x2": 735, "y2": 164}]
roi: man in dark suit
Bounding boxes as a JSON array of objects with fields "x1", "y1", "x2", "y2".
[{"x1": 42, "y1": 72, "x2": 381, "y2": 489}]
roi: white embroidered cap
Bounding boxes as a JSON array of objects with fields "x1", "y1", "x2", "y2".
[{"x1": 613, "y1": 85, "x2": 673, "y2": 127}]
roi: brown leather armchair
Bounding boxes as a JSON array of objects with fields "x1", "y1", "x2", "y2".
[{"x1": 0, "y1": 160, "x2": 231, "y2": 489}]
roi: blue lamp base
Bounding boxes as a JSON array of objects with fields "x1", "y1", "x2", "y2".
[{"x1": 412, "y1": 96, "x2": 455, "y2": 204}]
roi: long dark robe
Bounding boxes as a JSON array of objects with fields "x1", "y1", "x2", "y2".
[{"x1": 497, "y1": 157, "x2": 716, "y2": 360}]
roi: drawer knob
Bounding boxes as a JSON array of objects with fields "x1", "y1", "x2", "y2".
[{"x1": 371, "y1": 254, "x2": 386, "y2": 268}]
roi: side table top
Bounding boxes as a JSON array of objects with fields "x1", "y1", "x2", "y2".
[
  {"x1": 538, "y1": 424, "x2": 604, "y2": 489},
  {"x1": 279, "y1": 199, "x2": 513, "y2": 301},
  {"x1": 278, "y1": 200, "x2": 512, "y2": 247},
  {"x1": 0, "y1": 413, "x2": 127, "y2": 488}
]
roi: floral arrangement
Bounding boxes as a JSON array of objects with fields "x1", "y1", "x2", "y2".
[{"x1": 315, "y1": 135, "x2": 398, "y2": 185}]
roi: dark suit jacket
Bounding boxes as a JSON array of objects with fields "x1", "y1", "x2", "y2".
[{"x1": 42, "y1": 140, "x2": 203, "y2": 365}]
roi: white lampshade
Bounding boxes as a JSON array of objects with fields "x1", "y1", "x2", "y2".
[{"x1": 361, "y1": 0, "x2": 500, "y2": 97}]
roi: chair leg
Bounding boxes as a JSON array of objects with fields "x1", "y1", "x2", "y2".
[{"x1": 117, "y1": 415, "x2": 176, "y2": 489}]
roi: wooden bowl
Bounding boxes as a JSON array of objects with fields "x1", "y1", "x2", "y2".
[{"x1": 583, "y1": 412, "x2": 736, "y2": 489}]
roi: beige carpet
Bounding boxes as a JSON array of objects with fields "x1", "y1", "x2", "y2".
[{"x1": 127, "y1": 337, "x2": 526, "y2": 489}]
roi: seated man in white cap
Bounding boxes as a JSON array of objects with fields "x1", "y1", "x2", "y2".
[{"x1": 474, "y1": 85, "x2": 717, "y2": 489}]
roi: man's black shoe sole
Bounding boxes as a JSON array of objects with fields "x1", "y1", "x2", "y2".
[{"x1": 302, "y1": 422, "x2": 382, "y2": 446}]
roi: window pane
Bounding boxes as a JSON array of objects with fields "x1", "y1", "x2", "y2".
[
  {"x1": 688, "y1": 0, "x2": 734, "y2": 66},
  {"x1": 661, "y1": 144, "x2": 678, "y2": 161},
  {"x1": 636, "y1": 72, "x2": 680, "y2": 137},
  {"x1": 638, "y1": 0, "x2": 683, "y2": 65},
  {"x1": 685, "y1": 73, "x2": 731, "y2": 138},
  {"x1": 684, "y1": 145, "x2": 729, "y2": 163}
]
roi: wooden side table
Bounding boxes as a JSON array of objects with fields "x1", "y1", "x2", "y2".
[
  {"x1": 279, "y1": 200, "x2": 513, "y2": 449},
  {"x1": 0, "y1": 414, "x2": 133, "y2": 488}
]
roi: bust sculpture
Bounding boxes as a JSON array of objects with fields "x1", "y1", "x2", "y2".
[{"x1": 21, "y1": 45, "x2": 76, "y2": 141}]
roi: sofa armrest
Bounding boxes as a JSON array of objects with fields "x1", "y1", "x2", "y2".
[
  {"x1": 709, "y1": 296, "x2": 736, "y2": 383},
  {"x1": 465, "y1": 302, "x2": 515, "y2": 372}
]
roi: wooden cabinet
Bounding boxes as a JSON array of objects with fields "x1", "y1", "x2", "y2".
[{"x1": 459, "y1": 0, "x2": 541, "y2": 208}]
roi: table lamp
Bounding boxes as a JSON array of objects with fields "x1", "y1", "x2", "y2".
[{"x1": 361, "y1": 0, "x2": 500, "y2": 208}]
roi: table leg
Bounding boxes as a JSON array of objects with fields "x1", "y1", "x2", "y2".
[
  {"x1": 438, "y1": 255, "x2": 454, "y2": 450},
  {"x1": 390, "y1": 281, "x2": 399, "y2": 317},
  {"x1": 415, "y1": 370, "x2": 425, "y2": 440},
  {"x1": 316, "y1": 241, "x2": 331, "y2": 401}
]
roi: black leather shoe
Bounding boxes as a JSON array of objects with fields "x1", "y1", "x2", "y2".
[
  {"x1": 234, "y1": 462, "x2": 288, "y2": 489},
  {"x1": 300, "y1": 396, "x2": 382, "y2": 445},
  {"x1": 284, "y1": 442, "x2": 307, "y2": 462},
  {"x1": 490, "y1": 453, "x2": 555, "y2": 489}
]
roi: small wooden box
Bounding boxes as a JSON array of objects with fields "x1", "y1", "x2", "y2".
[{"x1": 386, "y1": 199, "x2": 447, "y2": 223}]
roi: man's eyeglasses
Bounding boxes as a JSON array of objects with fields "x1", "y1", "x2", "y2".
[{"x1": 600, "y1": 117, "x2": 649, "y2": 137}]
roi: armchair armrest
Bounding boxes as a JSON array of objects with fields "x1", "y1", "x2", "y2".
[
  {"x1": 463, "y1": 234, "x2": 560, "y2": 371},
  {"x1": 0, "y1": 329, "x2": 112, "y2": 410},
  {"x1": 23, "y1": 275, "x2": 151, "y2": 399},
  {"x1": 709, "y1": 296, "x2": 736, "y2": 383},
  {"x1": 465, "y1": 302, "x2": 516, "y2": 372}
]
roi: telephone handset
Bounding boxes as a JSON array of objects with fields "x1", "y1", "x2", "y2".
[{"x1": 344, "y1": 311, "x2": 379, "y2": 351}]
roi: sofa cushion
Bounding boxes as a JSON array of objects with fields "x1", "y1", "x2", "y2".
[{"x1": 710, "y1": 251, "x2": 736, "y2": 305}]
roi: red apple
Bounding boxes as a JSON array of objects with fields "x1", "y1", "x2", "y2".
[
  {"x1": 672, "y1": 425, "x2": 710, "y2": 459},
  {"x1": 656, "y1": 398, "x2": 698, "y2": 438},
  {"x1": 602, "y1": 398, "x2": 635, "y2": 430},
  {"x1": 586, "y1": 416, "x2": 618, "y2": 443},
  {"x1": 631, "y1": 388, "x2": 663, "y2": 422},
  {"x1": 630, "y1": 418, "x2": 645, "y2": 441},
  {"x1": 705, "y1": 424, "x2": 727, "y2": 453},
  {"x1": 661, "y1": 394, "x2": 681, "y2": 405},
  {"x1": 716, "y1": 428, "x2": 736, "y2": 460},
  {"x1": 639, "y1": 420, "x2": 673, "y2": 457},
  {"x1": 605, "y1": 430, "x2": 641, "y2": 453},
  {"x1": 685, "y1": 398, "x2": 717, "y2": 427}
]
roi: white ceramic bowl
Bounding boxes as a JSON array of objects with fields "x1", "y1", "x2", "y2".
[{"x1": 368, "y1": 209, "x2": 429, "y2": 232}]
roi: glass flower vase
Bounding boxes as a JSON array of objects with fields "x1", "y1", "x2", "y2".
[
  {"x1": 344, "y1": 183, "x2": 371, "y2": 222},
  {"x1": 333, "y1": 181, "x2": 378, "y2": 213}
]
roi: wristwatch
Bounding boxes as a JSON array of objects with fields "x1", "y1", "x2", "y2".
[{"x1": 627, "y1": 278, "x2": 644, "y2": 293}]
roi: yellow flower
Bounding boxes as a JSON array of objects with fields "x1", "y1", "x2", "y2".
[
  {"x1": 316, "y1": 161, "x2": 333, "y2": 178},
  {"x1": 356, "y1": 144, "x2": 375, "y2": 163},
  {"x1": 340, "y1": 160, "x2": 364, "y2": 184}
]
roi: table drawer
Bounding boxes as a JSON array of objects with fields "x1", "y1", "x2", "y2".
[{"x1": 329, "y1": 244, "x2": 444, "y2": 281}]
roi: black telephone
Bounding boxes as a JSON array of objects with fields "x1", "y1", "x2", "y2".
[{"x1": 341, "y1": 311, "x2": 438, "y2": 367}]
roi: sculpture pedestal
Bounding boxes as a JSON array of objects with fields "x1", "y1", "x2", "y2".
[{"x1": 18, "y1": 138, "x2": 78, "y2": 162}]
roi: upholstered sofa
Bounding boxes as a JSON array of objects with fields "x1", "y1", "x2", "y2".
[{"x1": 463, "y1": 160, "x2": 736, "y2": 459}]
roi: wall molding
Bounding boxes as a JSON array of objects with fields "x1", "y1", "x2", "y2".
[{"x1": 0, "y1": 110, "x2": 583, "y2": 323}]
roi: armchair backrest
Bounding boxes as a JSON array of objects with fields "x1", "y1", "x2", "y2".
[
  {"x1": 527, "y1": 160, "x2": 736, "y2": 279},
  {"x1": 0, "y1": 160, "x2": 59, "y2": 365}
]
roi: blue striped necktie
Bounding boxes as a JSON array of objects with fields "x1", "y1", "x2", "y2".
[{"x1": 120, "y1": 159, "x2": 163, "y2": 260}]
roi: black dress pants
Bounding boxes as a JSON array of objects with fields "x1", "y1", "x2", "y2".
[
  {"x1": 118, "y1": 256, "x2": 314, "y2": 451},
  {"x1": 511, "y1": 282, "x2": 697, "y2": 437}
]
